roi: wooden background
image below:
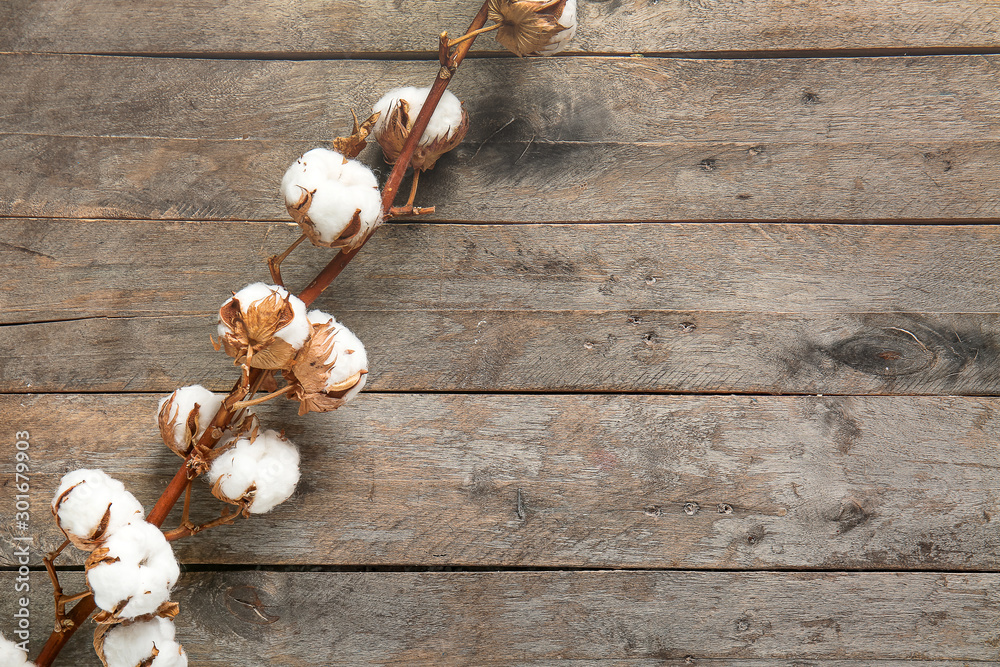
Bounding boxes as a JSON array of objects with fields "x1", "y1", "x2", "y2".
[{"x1": 2, "y1": 0, "x2": 1000, "y2": 664}]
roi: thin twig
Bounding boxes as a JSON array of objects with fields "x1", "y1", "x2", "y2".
[
  {"x1": 163, "y1": 506, "x2": 239, "y2": 542},
  {"x1": 405, "y1": 170, "x2": 421, "y2": 208},
  {"x1": 233, "y1": 384, "x2": 295, "y2": 409},
  {"x1": 448, "y1": 22, "x2": 498, "y2": 48},
  {"x1": 268, "y1": 233, "x2": 307, "y2": 286}
]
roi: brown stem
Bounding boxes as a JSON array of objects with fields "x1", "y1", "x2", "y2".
[
  {"x1": 448, "y1": 22, "x2": 498, "y2": 48},
  {"x1": 34, "y1": 2, "x2": 492, "y2": 664},
  {"x1": 300, "y1": 0, "x2": 490, "y2": 307},
  {"x1": 267, "y1": 233, "x2": 307, "y2": 286},
  {"x1": 43, "y1": 540, "x2": 78, "y2": 633},
  {"x1": 164, "y1": 506, "x2": 238, "y2": 542},
  {"x1": 405, "y1": 170, "x2": 421, "y2": 208},
  {"x1": 180, "y1": 480, "x2": 193, "y2": 526},
  {"x1": 233, "y1": 384, "x2": 294, "y2": 409},
  {"x1": 438, "y1": 31, "x2": 450, "y2": 67},
  {"x1": 387, "y1": 205, "x2": 435, "y2": 219}
]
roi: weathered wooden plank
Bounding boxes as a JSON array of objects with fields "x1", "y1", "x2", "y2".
[
  {"x1": 3, "y1": 220, "x2": 998, "y2": 318},
  {"x1": 1, "y1": 54, "x2": 998, "y2": 222},
  {"x1": 3, "y1": 134, "x2": 997, "y2": 222},
  {"x1": 4, "y1": 55, "x2": 999, "y2": 144},
  {"x1": 4, "y1": 310, "x2": 1000, "y2": 395},
  {"x1": 2, "y1": 394, "x2": 997, "y2": 568},
  {"x1": 3, "y1": 220, "x2": 999, "y2": 394},
  {"x1": 3, "y1": 571, "x2": 999, "y2": 664},
  {"x1": 2, "y1": 0, "x2": 1000, "y2": 55}
]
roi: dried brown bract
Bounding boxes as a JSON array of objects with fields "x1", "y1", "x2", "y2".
[
  {"x1": 373, "y1": 91, "x2": 470, "y2": 172},
  {"x1": 331, "y1": 109, "x2": 381, "y2": 159},
  {"x1": 488, "y1": 0, "x2": 570, "y2": 56},
  {"x1": 282, "y1": 312, "x2": 368, "y2": 416},
  {"x1": 214, "y1": 284, "x2": 310, "y2": 370}
]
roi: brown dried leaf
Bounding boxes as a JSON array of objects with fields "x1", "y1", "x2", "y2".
[
  {"x1": 295, "y1": 392, "x2": 348, "y2": 416},
  {"x1": 489, "y1": 0, "x2": 570, "y2": 56},
  {"x1": 157, "y1": 393, "x2": 180, "y2": 455},
  {"x1": 85, "y1": 546, "x2": 120, "y2": 571},
  {"x1": 284, "y1": 314, "x2": 369, "y2": 415},
  {"x1": 331, "y1": 109, "x2": 381, "y2": 159}
]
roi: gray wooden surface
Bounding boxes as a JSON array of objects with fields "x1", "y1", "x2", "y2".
[
  {"x1": 2, "y1": 55, "x2": 999, "y2": 222},
  {"x1": 1, "y1": 0, "x2": 998, "y2": 664},
  {"x1": 2, "y1": 393, "x2": 999, "y2": 569},
  {"x1": 4, "y1": 571, "x2": 1000, "y2": 664}
]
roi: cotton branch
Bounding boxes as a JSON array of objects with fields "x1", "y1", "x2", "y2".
[{"x1": 32, "y1": 2, "x2": 494, "y2": 664}]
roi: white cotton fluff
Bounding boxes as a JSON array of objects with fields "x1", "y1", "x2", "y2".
[
  {"x1": 52, "y1": 470, "x2": 144, "y2": 546},
  {"x1": 158, "y1": 384, "x2": 224, "y2": 446},
  {"x1": 218, "y1": 283, "x2": 311, "y2": 350},
  {"x1": 281, "y1": 148, "x2": 382, "y2": 245},
  {"x1": 0, "y1": 633, "x2": 35, "y2": 666},
  {"x1": 208, "y1": 430, "x2": 300, "y2": 514},
  {"x1": 307, "y1": 309, "x2": 369, "y2": 401},
  {"x1": 536, "y1": 0, "x2": 577, "y2": 55},
  {"x1": 87, "y1": 521, "x2": 180, "y2": 619},
  {"x1": 372, "y1": 86, "x2": 465, "y2": 146},
  {"x1": 102, "y1": 617, "x2": 188, "y2": 667}
]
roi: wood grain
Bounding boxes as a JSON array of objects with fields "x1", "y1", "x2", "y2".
[
  {"x1": 3, "y1": 571, "x2": 1000, "y2": 664},
  {"x1": 3, "y1": 220, "x2": 999, "y2": 394},
  {"x1": 4, "y1": 310, "x2": 1000, "y2": 395},
  {"x1": 1, "y1": 55, "x2": 998, "y2": 221},
  {"x1": 2, "y1": 394, "x2": 997, "y2": 569},
  {"x1": 2, "y1": 0, "x2": 1000, "y2": 55},
  {"x1": 4, "y1": 55, "x2": 999, "y2": 143},
  {"x1": 3, "y1": 134, "x2": 996, "y2": 222},
  {"x1": 6, "y1": 220, "x2": 997, "y2": 319}
]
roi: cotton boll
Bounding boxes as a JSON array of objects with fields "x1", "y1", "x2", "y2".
[
  {"x1": 371, "y1": 87, "x2": 469, "y2": 171},
  {"x1": 535, "y1": 0, "x2": 577, "y2": 55},
  {"x1": 309, "y1": 310, "x2": 368, "y2": 400},
  {"x1": 157, "y1": 385, "x2": 224, "y2": 457},
  {"x1": 373, "y1": 87, "x2": 465, "y2": 147},
  {"x1": 86, "y1": 522, "x2": 179, "y2": 619},
  {"x1": 0, "y1": 633, "x2": 35, "y2": 666},
  {"x1": 281, "y1": 147, "x2": 382, "y2": 250},
  {"x1": 304, "y1": 178, "x2": 382, "y2": 244},
  {"x1": 490, "y1": 0, "x2": 577, "y2": 56},
  {"x1": 216, "y1": 283, "x2": 311, "y2": 370},
  {"x1": 52, "y1": 470, "x2": 144, "y2": 551},
  {"x1": 223, "y1": 283, "x2": 310, "y2": 349},
  {"x1": 208, "y1": 430, "x2": 300, "y2": 514},
  {"x1": 100, "y1": 617, "x2": 188, "y2": 667},
  {"x1": 283, "y1": 310, "x2": 369, "y2": 415}
]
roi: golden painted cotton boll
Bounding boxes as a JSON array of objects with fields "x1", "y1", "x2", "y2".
[
  {"x1": 215, "y1": 283, "x2": 311, "y2": 370},
  {"x1": 281, "y1": 147, "x2": 382, "y2": 251},
  {"x1": 489, "y1": 0, "x2": 576, "y2": 56},
  {"x1": 372, "y1": 86, "x2": 469, "y2": 171},
  {"x1": 156, "y1": 385, "x2": 224, "y2": 458},
  {"x1": 283, "y1": 310, "x2": 369, "y2": 415}
]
